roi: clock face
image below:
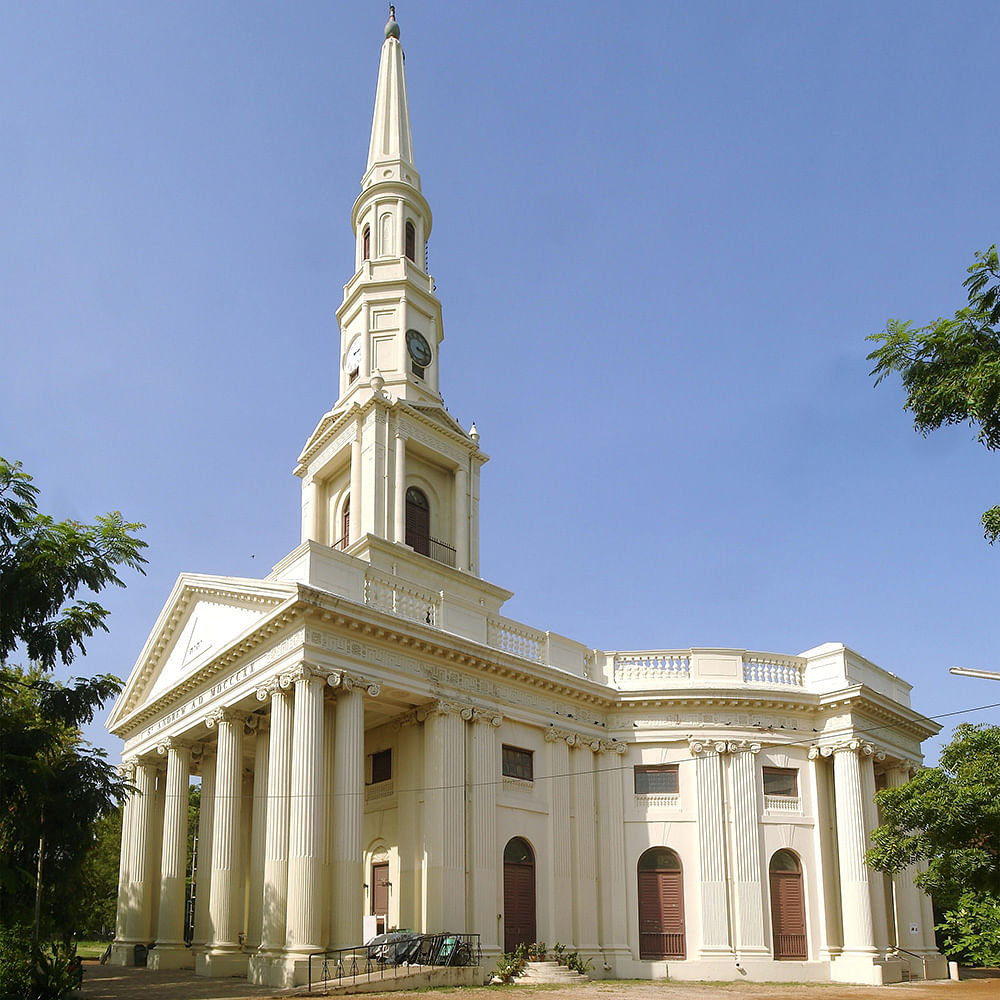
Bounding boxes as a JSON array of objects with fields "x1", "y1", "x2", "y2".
[
  {"x1": 406, "y1": 328, "x2": 432, "y2": 367},
  {"x1": 344, "y1": 338, "x2": 362, "y2": 374}
]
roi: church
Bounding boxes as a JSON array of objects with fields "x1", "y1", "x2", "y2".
[{"x1": 107, "y1": 11, "x2": 948, "y2": 988}]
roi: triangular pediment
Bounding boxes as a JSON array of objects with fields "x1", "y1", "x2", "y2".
[
  {"x1": 409, "y1": 403, "x2": 470, "y2": 438},
  {"x1": 107, "y1": 574, "x2": 297, "y2": 732}
]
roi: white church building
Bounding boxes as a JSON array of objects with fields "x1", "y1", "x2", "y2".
[{"x1": 107, "y1": 11, "x2": 947, "y2": 988}]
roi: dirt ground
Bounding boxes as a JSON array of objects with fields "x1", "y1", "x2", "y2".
[{"x1": 78, "y1": 961, "x2": 1000, "y2": 1000}]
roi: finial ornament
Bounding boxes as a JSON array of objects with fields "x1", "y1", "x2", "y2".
[{"x1": 385, "y1": 6, "x2": 400, "y2": 40}]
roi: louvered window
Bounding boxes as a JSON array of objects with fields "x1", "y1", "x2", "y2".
[
  {"x1": 769, "y1": 850, "x2": 807, "y2": 959},
  {"x1": 637, "y1": 847, "x2": 685, "y2": 959},
  {"x1": 405, "y1": 487, "x2": 430, "y2": 556}
]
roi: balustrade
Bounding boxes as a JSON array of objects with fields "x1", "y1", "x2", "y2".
[{"x1": 486, "y1": 617, "x2": 544, "y2": 663}]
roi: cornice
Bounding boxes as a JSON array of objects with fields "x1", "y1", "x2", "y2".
[{"x1": 817, "y1": 684, "x2": 940, "y2": 740}]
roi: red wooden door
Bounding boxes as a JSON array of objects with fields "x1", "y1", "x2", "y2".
[
  {"x1": 503, "y1": 838, "x2": 535, "y2": 953},
  {"x1": 769, "y1": 851, "x2": 807, "y2": 960},
  {"x1": 637, "y1": 868, "x2": 685, "y2": 959}
]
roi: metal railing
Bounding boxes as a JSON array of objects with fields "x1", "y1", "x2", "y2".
[{"x1": 308, "y1": 933, "x2": 480, "y2": 993}]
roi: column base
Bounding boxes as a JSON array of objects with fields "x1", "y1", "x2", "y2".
[
  {"x1": 147, "y1": 944, "x2": 193, "y2": 970},
  {"x1": 246, "y1": 950, "x2": 315, "y2": 988},
  {"x1": 195, "y1": 948, "x2": 248, "y2": 978},
  {"x1": 830, "y1": 952, "x2": 903, "y2": 985},
  {"x1": 108, "y1": 941, "x2": 146, "y2": 967}
]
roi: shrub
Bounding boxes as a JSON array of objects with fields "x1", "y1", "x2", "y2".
[
  {"x1": 937, "y1": 891, "x2": 1000, "y2": 966},
  {"x1": 493, "y1": 950, "x2": 526, "y2": 984}
]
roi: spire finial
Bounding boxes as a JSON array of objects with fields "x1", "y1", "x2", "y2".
[{"x1": 385, "y1": 6, "x2": 400, "y2": 39}]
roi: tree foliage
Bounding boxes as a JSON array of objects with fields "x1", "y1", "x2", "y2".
[
  {"x1": 867, "y1": 723, "x2": 1000, "y2": 964},
  {"x1": 0, "y1": 457, "x2": 147, "y2": 669},
  {"x1": 0, "y1": 457, "x2": 146, "y2": 947},
  {"x1": 0, "y1": 665, "x2": 131, "y2": 936},
  {"x1": 867, "y1": 245, "x2": 1000, "y2": 542}
]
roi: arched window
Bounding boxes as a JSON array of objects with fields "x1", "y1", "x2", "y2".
[
  {"x1": 637, "y1": 847, "x2": 685, "y2": 959},
  {"x1": 340, "y1": 497, "x2": 350, "y2": 549},
  {"x1": 405, "y1": 486, "x2": 430, "y2": 556},
  {"x1": 503, "y1": 838, "x2": 535, "y2": 953},
  {"x1": 769, "y1": 850, "x2": 807, "y2": 960},
  {"x1": 362, "y1": 225, "x2": 370, "y2": 261},
  {"x1": 405, "y1": 220, "x2": 416, "y2": 262}
]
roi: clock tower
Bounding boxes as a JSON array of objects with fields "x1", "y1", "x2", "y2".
[{"x1": 294, "y1": 8, "x2": 485, "y2": 577}]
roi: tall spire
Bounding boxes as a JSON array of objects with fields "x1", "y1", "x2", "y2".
[{"x1": 366, "y1": 6, "x2": 418, "y2": 189}]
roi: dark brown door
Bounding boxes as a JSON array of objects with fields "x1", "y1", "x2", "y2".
[
  {"x1": 503, "y1": 838, "x2": 535, "y2": 953},
  {"x1": 371, "y1": 862, "x2": 389, "y2": 935},
  {"x1": 769, "y1": 851, "x2": 807, "y2": 959},
  {"x1": 637, "y1": 847, "x2": 685, "y2": 959}
]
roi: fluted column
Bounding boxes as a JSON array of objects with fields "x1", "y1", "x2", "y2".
[
  {"x1": 545, "y1": 730, "x2": 573, "y2": 946},
  {"x1": 691, "y1": 741, "x2": 732, "y2": 954},
  {"x1": 570, "y1": 743, "x2": 599, "y2": 951},
  {"x1": 150, "y1": 742, "x2": 192, "y2": 968},
  {"x1": 885, "y1": 765, "x2": 928, "y2": 960},
  {"x1": 204, "y1": 709, "x2": 245, "y2": 960},
  {"x1": 859, "y1": 749, "x2": 890, "y2": 954},
  {"x1": 469, "y1": 710, "x2": 501, "y2": 951},
  {"x1": 322, "y1": 697, "x2": 337, "y2": 949},
  {"x1": 110, "y1": 761, "x2": 137, "y2": 964},
  {"x1": 332, "y1": 677, "x2": 369, "y2": 946},
  {"x1": 729, "y1": 745, "x2": 766, "y2": 953},
  {"x1": 349, "y1": 427, "x2": 362, "y2": 545},
  {"x1": 393, "y1": 433, "x2": 406, "y2": 544},
  {"x1": 123, "y1": 760, "x2": 158, "y2": 946},
  {"x1": 423, "y1": 701, "x2": 467, "y2": 930},
  {"x1": 832, "y1": 743, "x2": 877, "y2": 955},
  {"x1": 245, "y1": 722, "x2": 269, "y2": 951},
  {"x1": 454, "y1": 465, "x2": 469, "y2": 571},
  {"x1": 595, "y1": 743, "x2": 628, "y2": 957},
  {"x1": 396, "y1": 717, "x2": 421, "y2": 932},
  {"x1": 192, "y1": 752, "x2": 216, "y2": 952},
  {"x1": 285, "y1": 667, "x2": 325, "y2": 954}
]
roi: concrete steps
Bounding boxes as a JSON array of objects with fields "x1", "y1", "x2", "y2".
[{"x1": 518, "y1": 960, "x2": 590, "y2": 984}]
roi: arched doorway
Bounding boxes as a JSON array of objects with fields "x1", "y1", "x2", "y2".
[
  {"x1": 769, "y1": 850, "x2": 807, "y2": 959},
  {"x1": 637, "y1": 847, "x2": 685, "y2": 959},
  {"x1": 503, "y1": 837, "x2": 536, "y2": 953},
  {"x1": 405, "y1": 487, "x2": 430, "y2": 556}
]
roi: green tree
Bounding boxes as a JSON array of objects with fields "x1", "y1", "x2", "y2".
[
  {"x1": 866, "y1": 723, "x2": 1000, "y2": 965},
  {"x1": 0, "y1": 457, "x2": 146, "y2": 947},
  {"x1": 867, "y1": 244, "x2": 1000, "y2": 542}
]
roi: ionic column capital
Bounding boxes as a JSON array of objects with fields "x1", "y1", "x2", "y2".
[
  {"x1": 544, "y1": 726, "x2": 581, "y2": 746},
  {"x1": 156, "y1": 738, "x2": 193, "y2": 758},
  {"x1": 327, "y1": 670, "x2": 380, "y2": 697},
  {"x1": 204, "y1": 706, "x2": 245, "y2": 729},
  {"x1": 471, "y1": 707, "x2": 502, "y2": 728},
  {"x1": 688, "y1": 737, "x2": 761, "y2": 756},
  {"x1": 810, "y1": 738, "x2": 885, "y2": 761}
]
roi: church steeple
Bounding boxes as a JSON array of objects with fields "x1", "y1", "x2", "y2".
[
  {"x1": 296, "y1": 11, "x2": 485, "y2": 579},
  {"x1": 365, "y1": 7, "x2": 418, "y2": 191},
  {"x1": 336, "y1": 7, "x2": 439, "y2": 408}
]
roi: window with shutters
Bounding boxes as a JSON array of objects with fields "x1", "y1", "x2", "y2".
[
  {"x1": 362, "y1": 224, "x2": 371, "y2": 261},
  {"x1": 405, "y1": 487, "x2": 430, "y2": 556},
  {"x1": 338, "y1": 497, "x2": 350, "y2": 549},
  {"x1": 769, "y1": 850, "x2": 807, "y2": 960},
  {"x1": 405, "y1": 220, "x2": 416, "y2": 261},
  {"x1": 637, "y1": 847, "x2": 685, "y2": 959},
  {"x1": 634, "y1": 764, "x2": 679, "y2": 795},
  {"x1": 763, "y1": 767, "x2": 798, "y2": 796},
  {"x1": 502, "y1": 745, "x2": 533, "y2": 782}
]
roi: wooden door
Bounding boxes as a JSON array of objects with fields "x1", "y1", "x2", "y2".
[
  {"x1": 637, "y1": 848, "x2": 685, "y2": 959},
  {"x1": 371, "y1": 862, "x2": 390, "y2": 935},
  {"x1": 503, "y1": 838, "x2": 536, "y2": 953},
  {"x1": 769, "y1": 851, "x2": 807, "y2": 959}
]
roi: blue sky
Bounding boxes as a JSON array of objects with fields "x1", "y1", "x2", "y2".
[{"x1": 3, "y1": 2, "x2": 999, "y2": 763}]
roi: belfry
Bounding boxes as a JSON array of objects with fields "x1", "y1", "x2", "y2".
[{"x1": 108, "y1": 12, "x2": 948, "y2": 988}]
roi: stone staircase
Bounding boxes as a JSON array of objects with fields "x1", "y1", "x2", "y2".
[{"x1": 518, "y1": 960, "x2": 590, "y2": 984}]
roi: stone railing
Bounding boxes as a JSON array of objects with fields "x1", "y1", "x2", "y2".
[
  {"x1": 742, "y1": 652, "x2": 806, "y2": 687},
  {"x1": 611, "y1": 648, "x2": 808, "y2": 691},
  {"x1": 487, "y1": 617, "x2": 544, "y2": 664},
  {"x1": 634, "y1": 793, "x2": 681, "y2": 810},
  {"x1": 614, "y1": 652, "x2": 691, "y2": 685},
  {"x1": 364, "y1": 573, "x2": 441, "y2": 627},
  {"x1": 365, "y1": 780, "x2": 394, "y2": 804},
  {"x1": 764, "y1": 794, "x2": 802, "y2": 813}
]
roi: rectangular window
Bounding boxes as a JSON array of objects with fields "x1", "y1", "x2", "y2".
[
  {"x1": 634, "y1": 764, "x2": 679, "y2": 795},
  {"x1": 369, "y1": 748, "x2": 392, "y2": 785},
  {"x1": 763, "y1": 766, "x2": 798, "y2": 797},
  {"x1": 502, "y1": 745, "x2": 533, "y2": 782}
]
